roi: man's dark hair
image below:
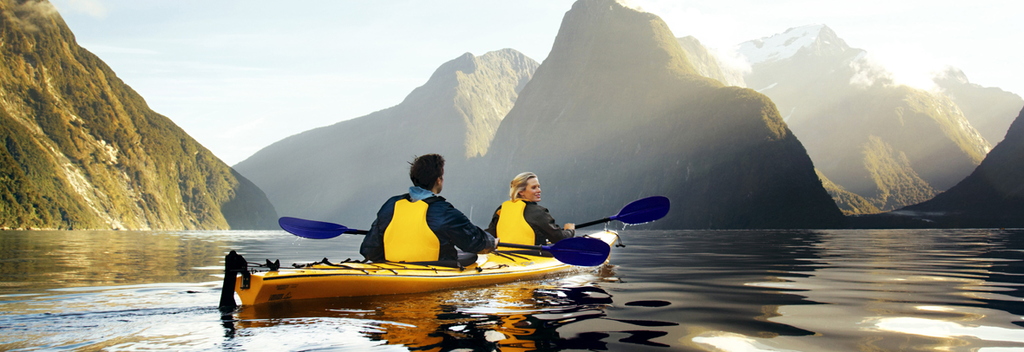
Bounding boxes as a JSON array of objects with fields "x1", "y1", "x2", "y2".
[{"x1": 409, "y1": 154, "x2": 444, "y2": 190}]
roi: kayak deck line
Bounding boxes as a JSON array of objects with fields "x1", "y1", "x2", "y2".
[{"x1": 219, "y1": 231, "x2": 621, "y2": 310}]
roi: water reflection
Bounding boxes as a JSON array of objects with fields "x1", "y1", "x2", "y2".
[
  {"x1": 690, "y1": 229, "x2": 1024, "y2": 351},
  {"x1": 2, "y1": 229, "x2": 1022, "y2": 350},
  {"x1": 0, "y1": 230, "x2": 233, "y2": 292},
  {"x1": 227, "y1": 264, "x2": 680, "y2": 351}
]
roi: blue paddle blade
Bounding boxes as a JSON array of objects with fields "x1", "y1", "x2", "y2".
[
  {"x1": 279, "y1": 217, "x2": 351, "y2": 239},
  {"x1": 609, "y1": 196, "x2": 670, "y2": 225},
  {"x1": 545, "y1": 237, "x2": 612, "y2": 266}
]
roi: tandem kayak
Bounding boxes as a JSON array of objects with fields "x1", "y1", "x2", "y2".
[{"x1": 219, "y1": 231, "x2": 621, "y2": 308}]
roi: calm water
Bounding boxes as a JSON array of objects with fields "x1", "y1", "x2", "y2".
[{"x1": 1, "y1": 229, "x2": 1022, "y2": 351}]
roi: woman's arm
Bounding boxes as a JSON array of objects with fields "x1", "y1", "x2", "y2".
[{"x1": 524, "y1": 203, "x2": 575, "y2": 244}]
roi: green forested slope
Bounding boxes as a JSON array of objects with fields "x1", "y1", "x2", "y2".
[{"x1": 0, "y1": 0, "x2": 276, "y2": 229}]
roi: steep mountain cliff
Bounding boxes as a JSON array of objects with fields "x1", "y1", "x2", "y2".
[
  {"x1": 0, "y1": 0, "x2": 277, "y2": 230},
  {"x1": 233, "y1": 49, "x2": 538, "y2": 225},
  {"x1": 934, "y1": 67, "x2": 1024, "y2": 144},
  {"x1": 736, "y1": 25, "x2": 992, "y2": 212},
  {"x1": 456, "y1": 0, "x2": 844, "y2": 229},
  {"x1": 897, "y1": 107, "x2": 1024, "y2": 227}
]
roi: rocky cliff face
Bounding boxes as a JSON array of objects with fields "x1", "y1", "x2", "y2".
[
  {"x1": 0, "y1": 0, "x2": 277, "y2": 230},
  {"x1": 735, "y1": 25, "x2": 993, "y2": 212},
  {"x1": 233, "y1": 49, "x2": 538, "y2": 226},
  {"x1": 455, "y1": 0, "x2": 844, "y2": 229}
]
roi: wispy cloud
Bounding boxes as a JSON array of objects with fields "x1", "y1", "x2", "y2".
[{"x1": 60, "y1": 0, "x2": 107, "y2": 19}]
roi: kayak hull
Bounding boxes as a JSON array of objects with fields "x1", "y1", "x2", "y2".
[{"x1": 229, "y1": 231, "x2": 619, "y2": 306}]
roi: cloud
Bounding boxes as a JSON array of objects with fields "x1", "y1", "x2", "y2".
[
  {"x1": 709, "y1": 46, "x2": 751, "y2": 87},
  {"x1": 615, "y1": 0, "x2": 644, "y2": 11},
  {"x1": 62, "y1": 0, "x2": 107, "y2": 19},
  {"x1": 848, "y1": 49, "x2": 949, "y2": 92},
  {"x1": 868, "y1": 47, "x2": 949, "y2": 92},
  {"x1": 848, "y1": 54, "x2": 892, "y2": 89}
]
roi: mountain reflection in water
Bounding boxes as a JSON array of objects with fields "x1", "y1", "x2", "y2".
[{"x1": 1, "y1": 229, "x2": 1022, "y2": 351}]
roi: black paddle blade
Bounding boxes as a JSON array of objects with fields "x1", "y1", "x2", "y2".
[
  {"x1": 279, "y1": 217, "x2": 354, "y2": 239},
  {"x1": 610, "y1": 196, "x2": 670, "y2": 225},
  {"x1": 547, "y1": 237, "x2": 612, "y2": 266}
]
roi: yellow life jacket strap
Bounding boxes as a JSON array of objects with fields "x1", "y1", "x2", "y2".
[
  {"x1": 496, "y1": 200, "x2": 535, "y2": 245},
  {"x1": 384, "y1": 199, "x2": 440, "y2": 262}
]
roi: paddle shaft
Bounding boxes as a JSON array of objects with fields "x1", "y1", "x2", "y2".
[
  {"x1": 575, "y1": 217, "x2": 611, "y2": 229},
  {"x1": 497, "y1": 242, "x2": 546, "y2": 251}
]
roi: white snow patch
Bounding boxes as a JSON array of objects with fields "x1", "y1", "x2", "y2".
[
  {"x1": 757, "y1": 83, "x2": 778, "y2": 92},
  {"x1": 781, "y1": 107, "x2": 796, "y2": 123},
  {"x1": 736, "y1": 24, "x2": 825, "y2": 65}
]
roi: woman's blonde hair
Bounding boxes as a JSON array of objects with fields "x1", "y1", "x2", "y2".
[{"x1": 509, "y1": 172, "x2": 538, "y2": 201}]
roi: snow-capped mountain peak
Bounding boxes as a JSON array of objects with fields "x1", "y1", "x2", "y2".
[{"x1": 736, "y1": 24, "x2": 828, "y2": 65}]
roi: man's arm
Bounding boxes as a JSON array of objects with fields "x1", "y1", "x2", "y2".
[
  {"x1": 358, "y1": 217, "x2": 385, "y2": 262},
  {"x1": 437, "y1": 201, "x2": 496, "y2": 253},
  {"x1": 359, "y1": 197, "x2": 399, "y2": 262}
]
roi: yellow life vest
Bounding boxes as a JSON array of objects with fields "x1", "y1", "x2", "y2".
[
  {"x1": 383, "y1": 199, "x2": 440, "y2": 262},
  {"x1": 496, "y1": 200, "x2": 536, "y2": 245}
]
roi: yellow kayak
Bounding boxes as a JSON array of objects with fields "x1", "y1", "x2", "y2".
[{"x1": 220, "y1": 231, "x2": 620, "y2": 307}]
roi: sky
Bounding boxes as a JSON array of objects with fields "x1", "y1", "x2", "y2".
[{"x1": 50, "y1": 0, "x2": 1024, "y2": 166}]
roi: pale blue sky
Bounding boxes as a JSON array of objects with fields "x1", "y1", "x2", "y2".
[{"x1": 51, "y1": 0, "x2": 1024, "y2": 165}]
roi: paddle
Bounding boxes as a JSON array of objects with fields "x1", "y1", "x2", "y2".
[
  {"x1": 279, "y1": 216, "x2": 367, "y2": 239},
  {"x1": 575, "y1": 196, "x2": 670, "y2": 229},
  {"x1": 495, "y1": 237, "x2": 611, "y2": 266},
  {"x1": 278, "y1": 217, "x2": 610, "y2": 266}
]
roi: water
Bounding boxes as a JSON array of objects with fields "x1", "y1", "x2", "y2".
[{"x1": 1, "y1": 229, "x2": 1023, "y2": 351}]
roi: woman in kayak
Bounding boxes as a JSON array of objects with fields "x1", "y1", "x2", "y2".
[{"x1": 486, "y1": 172, "x2": 575, "y2": 245}]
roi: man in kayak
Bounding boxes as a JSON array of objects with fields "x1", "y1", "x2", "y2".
[
  {"x1": 360, "y1": 154, "x2": 497, "y2": 262},
  {"x1": 486, "y1": 172, "x2": 575, "y2": 245}
]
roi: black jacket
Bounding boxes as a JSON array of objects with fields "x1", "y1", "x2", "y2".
[
  {"x1": 360, "y1": 194, "x2": 496, "y2": 262},
  {"x1": 486, "y1": 201, "x2": 575, "y2": 245}
]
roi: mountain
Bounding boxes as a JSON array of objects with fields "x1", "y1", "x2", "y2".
[
  {"x1": 0, "y1": 0, "x2": 277, "y2": 230},
  {"x1": 867, "y1": 106, "x2": 1024, "y2": 228},
  {"x1": 233, "y1": 49, "x2": 539, "y2": 226},
  {"x1": 815, "y1": 169, "x2": 879, "y2": 215},
  {"x1": 933, "y1": 67, "x2": 1024, "y2": 145},
  {"x1": 733, "y1": 24, "x2": 992, "y2": 212},
  {"x1": 453, "y1": 0, "x2": 844, "y2": 229}
]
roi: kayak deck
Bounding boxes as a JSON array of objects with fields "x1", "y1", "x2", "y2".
[{"x1": 224, "y1": 231, "x2": 620, "y2": 307}]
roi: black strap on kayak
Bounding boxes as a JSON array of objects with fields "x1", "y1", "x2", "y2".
[
  {"x1": 397, "y1": 252, "x2": 478, "y2": 269},
  {"x1": 219, "y1": 250, "x2": 250, "y2": 312}
]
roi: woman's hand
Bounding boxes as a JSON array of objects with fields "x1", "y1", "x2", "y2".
[{"x1": 564, "y1": 223, "x2": 575, "y2": 230}]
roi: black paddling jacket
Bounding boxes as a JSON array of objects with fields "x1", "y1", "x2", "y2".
[
  {"x1": 360, "y1": 194, "x2": 495, "y2": 262},
  {"x1": 485, "y1": 201, "x2": 575, "y2": 245}
]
